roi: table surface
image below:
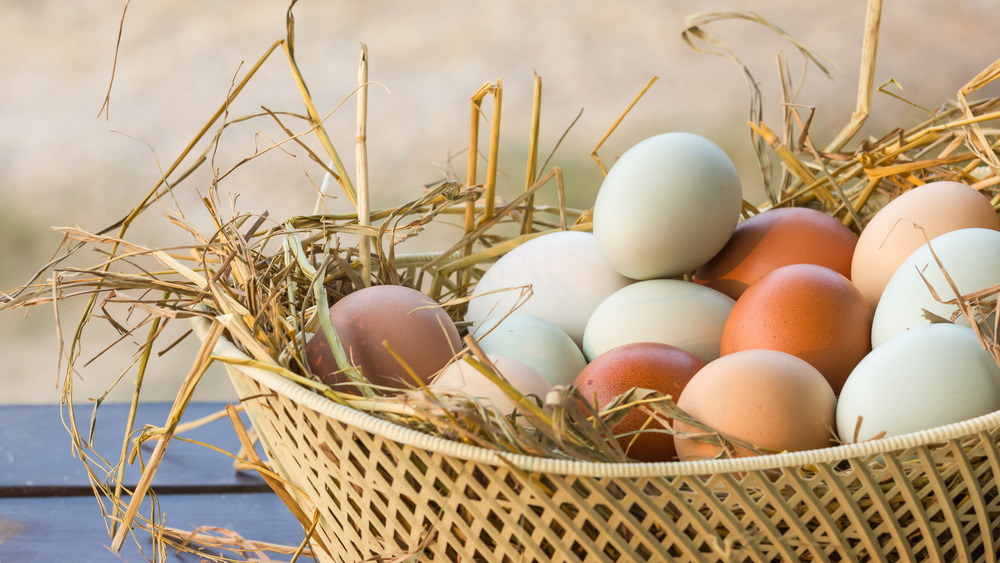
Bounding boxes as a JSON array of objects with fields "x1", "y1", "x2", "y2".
[{"x1": 0, "y1": 402, "x2": 312, "y2": 562}]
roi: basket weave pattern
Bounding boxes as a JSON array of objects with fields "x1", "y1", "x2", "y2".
[{"x1": 211, "y1": 327, "x2": 1000, "y2": 563}]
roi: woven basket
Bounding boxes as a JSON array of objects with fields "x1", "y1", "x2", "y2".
[{"x1": 193, "y1": 317, "x2": 1000, "y2": 562}]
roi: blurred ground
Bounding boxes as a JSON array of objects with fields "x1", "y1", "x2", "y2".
[{"x1": 1, "y1": 1, "x2": 998, "y2": 404}]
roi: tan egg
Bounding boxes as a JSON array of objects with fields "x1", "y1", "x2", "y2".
[
  {"x1": 306, "y1": 285, "x2": 461, "y2": 394},
  {"x1": 720, "y1": 264, "x2": 872, "y2": 394},
  {"x1": 674, "y1": 349, "x2": 837, "y2": 462},
  {"x1": 693, "y1": 207, "x2": 858, "y2": 300},
  {"x1": 852, "y1": 181, "x2": 1000, "y2": 310}
]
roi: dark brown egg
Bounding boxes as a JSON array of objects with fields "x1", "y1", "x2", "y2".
[
  {"x1": 306, "y1": 285, "x2": 461, "y2": 394},
  {"x1": 573, "y1": 342, "x2": 705, "y2": 462}
]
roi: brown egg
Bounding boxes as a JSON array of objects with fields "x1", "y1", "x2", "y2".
[
  {"x1": 306, "y1": 285, "x2": 462, "y2": 394},
  {"x1": 573, "y1": 342, "x2": 705, "y2": 462},
  {"x1": 852, "y1": 181, "x2": 1000, "y2": 310},
  {"x1": 674, "y1": 349, "x2": 837, "y2": 461},
  {"x1": 720, "y1": 264, "x2": 872, "y2": 394},
  {"x1": 693, "y1": 207, "x2": 858, "y2": 300}
]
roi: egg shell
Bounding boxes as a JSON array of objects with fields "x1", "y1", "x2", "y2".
[
  {"x1": 430, "y1": 354, "x2": 553, "y2": 417},
  {"x1": 837, "y1": 323, "x2": 1000, "y2": 443},
  {"x1": 464, "y1": 230, "x2": 633, "y2": 347},
  {"x1": 582, "y1": 279, "x2": 735, "y2": 364},
  {"x1": 851, "y1": 181, "x2": 1000, "y2": 310},
  {"x1": 873, "y1": 228, "x2": 1000, "y2": 347},
  {"x1": 674, "y1": 349, "x2": 837, "y2": 461},
  {"x1": 720, "y1": 264, "x2": 872, "y2": 394},
  {"x1": 475, "y1": 314, "x2": 587, "y2": 387},
  {"x1": 573, "y1": 342, "x2": 705, "y2": 462},
  {"x1": 693, "y1": 207, "x2": 858, "y2": 300},
  {"x1": 593, "y1": 132, "x2": 743, "y2": 280},
  {"x1": 306, "y1": 285, "x2": 461, "y2": 393}
]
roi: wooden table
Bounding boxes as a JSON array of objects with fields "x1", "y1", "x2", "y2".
[{"x1": 0, "y1": 402, "x2": 311, "y2": 562}]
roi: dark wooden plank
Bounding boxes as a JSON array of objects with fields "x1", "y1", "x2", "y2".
[
  {"x1": 0, "y1": 492, "x2": 312, "y2": 562},
  {"x1": 0, "y1": 403, "x2": 266, "y2": 491}
]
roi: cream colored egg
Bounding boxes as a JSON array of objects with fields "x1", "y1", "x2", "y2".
[
  {"x1": 851, "y1": 181, "x2": 1000, "y2": 310},
  {"x1": 873, "y1": 228, "x2": 1000, "y2": 347},
  {"x1": 464, "y1": 230, "x2": 633, "y2": 347},
  {"x1": 593, "y1": 132, "x2": 743, "y2": 280},
  {"x1": 582, "y1": 279, "x2": 735, "y2": 363},
  {"x1": 475, "y1": 314, "x2": 587, "y2": 387},
  {"x1": 430, "y1": 354, "x2": 553, "y2": 417}
]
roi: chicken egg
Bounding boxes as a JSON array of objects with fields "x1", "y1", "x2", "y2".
[
  {"x1": 720, "y1": 264, "x2": 872, "y2": 394},
  {"x1": 851, "y1": 181, "x2": 1000, "y2": 310},
  {"x1": 582, "y1": 279, "x2": 735, "y2": 364},
  {"x1": 693, "y1": 206, "x2": 858, "y2": 300},
  {"x1": 593, "y1": 132, "x2": 743, "y2": 280},
  {"x1": 837, "y1": 323, "x2": 1000, "y2": 442},
  {"x1": 674, "y1": 349, "x2": 837, "y2": 461},
  {"x1": 465, "y1": 230, "x2": 633, "y2": 347},
  {"x1": 873, "y1": 228, "x2": 1000, "y2": 347}
]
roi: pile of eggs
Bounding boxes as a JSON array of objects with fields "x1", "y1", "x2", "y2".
[{"x1": 307, "y1": 131, "x2": 1000, "y2": 464}]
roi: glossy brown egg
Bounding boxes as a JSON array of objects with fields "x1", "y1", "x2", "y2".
[
  {"x1": 720, "y1": 264, "x2": 872, "y2": 394},
  {"x1": 674, "y1": 349, "x2": 837, "y2": 461},
  {"x1": 306, "y1": 285, "x2": 462, "y2": 394},
  {"x1": 693, "y1": 207, "x2": 858, "y2": 300},
  {"x1": 573, "y1": 342, "x2": 705, "y2": 462}
]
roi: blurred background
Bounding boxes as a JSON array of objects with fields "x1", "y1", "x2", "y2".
[{"x1": 1, "y1": 0, "x2": 997, "y2": 404}]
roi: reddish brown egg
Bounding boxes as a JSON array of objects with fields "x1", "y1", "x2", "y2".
[
  {"x1": 306, "y1": 285, "x2": 462, "y2": 394},
  {"x1": 674, "y1": 349, "x2": 837, "y2": 461},
  {"x1": 573, "y1": 342, "x2": 705, "y2": 462},
  {"x1": 720, "y1": 264, "x2": 872, "y2": 394},
  {"x1": 693, "y1": 207, "x2": 858, "y2": 300}
]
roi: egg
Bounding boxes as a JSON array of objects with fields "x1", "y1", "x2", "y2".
[
  {"x1": 475, "y1": 314, "x2": 587, "y2": 387},
  {"x1": 573, "y1": 342, "x2": 705, "y2": 462},
  {"x1": 693, "y1": 206, "x2": 858, "y2": 300},
  {"x1": 720, "y1": 264, "x2": 872, "y2": 394},
  {"x1": 837, "y1": 324, "x2": 1000, "y2": 443},
  {"x1": 306, "y1": 284, "x2": 461, "y2": 393},
  {"x1": 674, "y1": 349, "x2": 837, "y2": 461},
  {"x1": 592, "y1": 132, "x2": 743, "y2": 280},
  {"x1": 582, "y1": 279, "x2": 735, "y2": 364},
  {"x1": 464, "y1": 230, "x2": 633, "y2": 347},
  {"x1": 851, "y1": 181, "x2": 1000, "y2": 310},
  {"x1": 429, "y1": 354, "x2": 553, "y2": 418},
  {"x1": 872, "y1": 228, "x2": 1000, "y2": 347}
]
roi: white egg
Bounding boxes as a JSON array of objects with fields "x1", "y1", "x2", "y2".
[
  {"x1": 837, "y1": 323, "x2": 1000, "y2": 443},
  {"x1": 593, "y1": 132, "x2": 743, "y2": 280},
  {"x1": 429, "y1": 354, "x2": 553, "y2": 417},
  {"x1": 582, "y1": 279, "x2": 735, "y2": 363},
  {"x1": 475, "y1": 314, "x2": 586, "y2": 387},
  {"x1": 872, "y1": 228, "x2": 1000, "y2": 348},
  {"x1": 464, "y1": 230, "x2": 633, "y2": 347}
]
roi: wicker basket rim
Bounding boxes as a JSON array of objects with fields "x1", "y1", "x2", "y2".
[{"x1": 194, "y1": 316, "x2": 1000, "y2": 477}]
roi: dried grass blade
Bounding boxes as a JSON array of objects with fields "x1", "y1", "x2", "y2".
[
  {"x1": 591, "y1": 76, "x2": 658, "y2": 175},
  {"x1": 483, "y1": 79, "x2": 503, "y2": 225},
  {"x1": 825, "y1": 0, "x2": 883, "y2": 152},
  {"x1": 109, "y1": 317, "x2": 225, "y2": 551},
  {"x1": 522, "y1": 72, "x2": 543, "y2": 235},
  {"x1": 283, "y1": 6, "x2": 356, "y2": 208},
  {"x1": 356, "y1": 43, "x2": 372, "y2": 286}
]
